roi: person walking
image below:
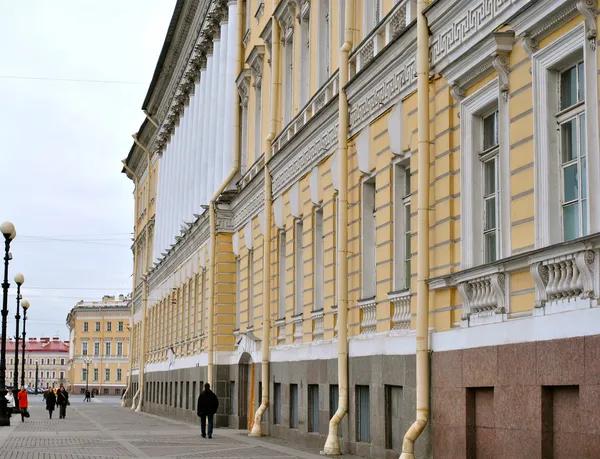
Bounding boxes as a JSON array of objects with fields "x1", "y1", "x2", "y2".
[
  {"x1": 84, "y1": 390, "x2": 91, "y2": 402},
  {"x1": 56, "y1": 384, "x2": 69, "y2": 419},
  {"x1": 17, "y1": 386, "x2": 29, "y2": 422},
  {"x1": 196, "y1": 383, "x2": 219, "y2": 439},
  {"x1": 46, "y1": 389, "x2": 57, "y2": 419}
]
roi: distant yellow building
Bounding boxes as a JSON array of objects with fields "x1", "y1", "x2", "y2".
[
  {"x1": 66, "y1": 295, "x2": 131, "y2": 395},
  {"x1": 123, "y1": 0, "x2": 600, "y2": 457}
]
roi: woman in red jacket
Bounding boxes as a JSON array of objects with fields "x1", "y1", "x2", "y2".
[{"x1": 17, "y1": 387, "x2": 28, "y2": 422}]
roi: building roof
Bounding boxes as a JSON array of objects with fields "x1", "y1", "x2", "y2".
[{"x1": 6, "y1": 337, "x2": 69, "y2": 353}]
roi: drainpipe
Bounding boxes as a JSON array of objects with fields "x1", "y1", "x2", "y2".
[
  {"x1": 207, "y1": 0, "x2": 243, "y2": 389},
  {"x1": 121, "y1": 159, "x2": 139, "y2": 408},
  {"x1": 130, "y1": 135, "x2": 153, "y2": 412},
  {"x1": 399, "y1": 0, "x2": 431, "y2": 457},
  {"x1": 249, "y1": 4, "x2": 280, "y2": 437},
  {"x1": 322, "y1": 1, "x2": 353, "y2": 455}
]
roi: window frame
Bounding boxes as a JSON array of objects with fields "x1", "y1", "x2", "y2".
[
  {"x1": 393, "y1": 162, "x2": 411, "y2": 291},
  {"x1": 278, "y1": 230, "x2": 287, "y2": 318},
  {"x1": 361, "y1": 176, "x2": 377, "y2": 298}
]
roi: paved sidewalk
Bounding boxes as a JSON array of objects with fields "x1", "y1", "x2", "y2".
[{"x1": 0, "y1": 395, "x2": 360, "y2": 459}]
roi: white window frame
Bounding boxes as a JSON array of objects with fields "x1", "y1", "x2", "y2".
[
  {"x1": 460, "y1": 78, "x2": 510, "y2": 268},
  {"x1": 235, "y1": 257, "x2": 241, "y2": 329},
  {"x1": 254, "y1": 83, "x2": 263, "y2": 158},
  {"x1": 105, "y1": 368, "x2": 110, "y2": 381},
  {"x1": 93, "y1": 368, "x2": 98, "y2": 381},
  {"x1": 299, "y1": 6, "x2": 311, "y2": 106},
  {"x1": 82, "y1": 342, "x2": 88, "y2": 356},
  {"x1": 295, "y1": 220, "x2": 304, "y2": 315},
  {"x1": 83, "y1": 322, "x2": 88, "y2": 332},
  {"x1": 118, "y1": 321, "x2": 124, "y2": 332},
  {"x1": 117, "y1": 368, "x2": 122, "y2": 381},
  {"x1": 481, "y1": 109, "x2": 500, "y2": 264},
  {"x1": 248, "y1": 249, "x2": 254, "y2": 325},
  {"x1": 94, "y1": 341, "x2": 100, "y2": 356},
  {"x1": 117, "y1": 342, "x2": 123, "y2": 356},
  {"x1": 95, "y1": 322, "x2": 100, "y2": 332},
  {"x1": 363, "y1": 0, "x2": 382, "y2": 37},
  {"x1": 106, "y1": 321, "x2": 112, "y2": 332},
  {"x1": 314, "y1": 208, "x2": 324, "y2": 311},
  {"x1": 105, "y1": 342, "x2": 111, "y2": 356},
  {"x1": 533, "y1": 24, "x2": 599, "y2": 247},
  {"x1": 279, "y1": 231, "x2": 287, "y2": 318},
  {"x1": 317, "y1": 0, "x2": 330, "y2": 87},
  {"x1": 283, "y1": 33, "x2": 295, "y2": 124},
  {"x1": 361, "y1": 176, "x2": 377, "y2": 298},
  {"x1": 393, "y1": 162, "x2": 411, "y2": 291}
]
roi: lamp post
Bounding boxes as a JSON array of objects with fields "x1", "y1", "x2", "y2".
[
  {"x1": 20, "y1": 300, "x2": 29, "y2": 388},
  {"x1": 0, "y1": 221, "x2": 16, "y2": 426},
  {"x1": 84, "y1": 357, "x2": 92, "y2": 395},
  {"x1": 13, "y1": 274, "x2": 23, "y2": 390}
]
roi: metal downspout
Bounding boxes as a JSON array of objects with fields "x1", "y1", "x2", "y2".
[
  {"x1": 400, "y1": 0, "x2": 431, "y2": 457},
  {"x1": 249, "y1": 4, "x2": 280, "y2": 437},
  {"x1": 207, "y1": 0, "x2": 244, "y2": 389},
  {"x1": 321, "y1": 1, "x2": 354, "y2": 455}
]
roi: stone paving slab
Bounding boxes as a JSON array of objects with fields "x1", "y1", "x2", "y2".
[{"x1": 0, "y1": 395, "x2": 362, "y2": 459}]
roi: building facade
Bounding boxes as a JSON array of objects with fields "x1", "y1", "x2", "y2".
[
  {"x1": 66, "y1": 295, "x2": 131, "y2": 395},
  {"x1": 5, "y1": 337, "x2": 69, "y2": 390},
  {"x1": 123, "y1": 0, "x2": 600, "y2": 457}
]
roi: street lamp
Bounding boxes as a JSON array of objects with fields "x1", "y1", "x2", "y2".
[
  {"x1": 84, "y1": 356, "x2": 93, "y2": 395},
  {"x1": 20, "y1": 300, "x2": 30, "y2": 389},
  {"x1": 13, "y1": 273, "x2": 24, "y2": 390},
  {"x1": 0, "y1": 221, "x2": 16, "y2": 426}
]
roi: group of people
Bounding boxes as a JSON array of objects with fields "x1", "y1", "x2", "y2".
[{"x1": 43, "y1": 385, "x2": 69, "y2": 419}]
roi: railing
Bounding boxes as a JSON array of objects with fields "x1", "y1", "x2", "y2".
[
  {"x1": 292, "y1": 314, "x2": 303, "y2": 343},
  {"x1": 348, "y1": 0, "x2": 417, "y2": 78},
  {"x1": 359, "y1": 299, "x2": 377, "y2": 334},
  {"x1": 531, "y1": 249, "x2": 597, "y2": 308},
  {"x1": 457, "y1": 273, "x2": 506, "y2": 321},
  {"x1": 272, "y1": 71, "x2": 339, "y2": 155},
  {"x1": 311, "y1": 310, "x2": 324, "y2": 341},
  {"x1": 390, "y1": 291, "x2": 411, "y2": 330},
  {"x1": 275, "y1": 318, "x2": 286, "y2": 345}
]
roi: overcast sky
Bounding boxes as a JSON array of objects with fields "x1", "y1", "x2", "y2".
[{"x1": 0, "y1": 0, "x2": 175, "y2": 339}]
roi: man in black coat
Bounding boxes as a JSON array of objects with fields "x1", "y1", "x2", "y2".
[{"x1": 197, "y1": 383, "x2": 219, "y2": 438}]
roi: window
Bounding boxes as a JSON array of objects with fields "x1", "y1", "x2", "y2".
[
  {"x1": 481, "y1": 110, "x2": 500, "y2": 263},
  {"x1": 82, "y1": 342, "x2": 88, "y2": 356},
  {"x1": 318, "y1": 0, "x2": 330, "y2": 86},
  {"x1": 46, "y1": 371, "x2": 49, "y2": 378},
  {"x1": 186, "y1": 381, "x2": 190, "y2": 410},
  {"x1": 273, "y1": 382, "x2": 281, "y2": 424},
  {"x1": 52, "y1": 371, "x2": 56, "y2": 379},
  {"x1": 117, "y1": 342, "x2": 123, "y2": 356},
  {"x1": 338, "y1": 1, "x2": 346, "y2": 56},
  {"x1": 230, "y1": 381, "x2": 236, "y2": 415},
  {"x1": 95, "y1": 322, "x2": 100, "y2": 332},
  {"x1": 106, "y1": 322, "x2": 112, "y2": 332},
  {"x1": 83, "y1": 322, "x2": 89, "y2": 332},
  {"x1": 279, "y1": 231, "x2": 287, "y2": 318},
  {"x1": 460, "y1": 78, "x2": 508, "y2": 267},
  {"x1": 314, "y1": 209, "x2": 324, "y2": 310},
  {"x1": 254, "y1": 84, "x2": 263, "y2": 158},
  {"x1": 82, "y1": 368, "x2": 87, "y2": 381},
  {"x1": 532, "y1": 25, "x2": 595, "y2": 248},
  {"x1": 363, "y1": 0, "x2": 382, "y2": 36},
  {"x1": 295, "y1": 221, "x2": 304, "y2": 315},
  {"x1": 245, "y1": 0, "x2": 251, "y2": 33},
  {"x1": 558, "y1": 62, "x2": 587, "y2": 241},
  {"x1": 362, "y1": 178, "x2": 376, "y2": 297},
  {"x1": 105, "y1": 342, "x2": 111, "y2": 356},
  {"x1": 192, "y1": 381, "x2": 197, "y2": 411},
  {"x1": 248, "y1": 250, "x2": 254, "y2": 325},
  {"x1": 28, "y1": 371, "x2": 32, "y2": 378},
  {"x1": 299, "y1": 6, "x2": 311, "y2": 106},
  {"x1": 385, "y1": 385, "x2": 403, "y2": 450},
  {"x1": 60, "y1": 371, "x2": 64, "y2": 380},
  {"x1": 290, "y1": 384, "x2": 299, "y2": 428},
  {"x1": 118, "y1": 321, "x2": 124, "y2": 332},
  {"x1": 94, "y1": 342, "x2": 100, "y2": 356},
  {"x1": 308, "y1": 384, "x2": 319, "y2": 432},
  {"x1": 394, "y1": 165, "x2": 411, "y2": 290},
  {"x1": 356, "y1": 385, "x2": 370, "y2": 442},
  {"x1": 283, "y1": 33, "x2": 294, "y2": 124},
  {"x1": 116, "y1": 368, "x2": 121, "y2": 381},
  {"x1": 60, "y1": 358, "x2": 64, "y2": 365},
  {"x1": 180, "y1": 381, "x2": 183, "y2": 408},
  {"x1": 93, "y1": 368, "x2": 98, "y2": 381}
]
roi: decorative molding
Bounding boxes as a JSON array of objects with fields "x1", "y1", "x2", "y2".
[
  {"x1": 259, "y1": 18, "x2": 273, "y2": 57},
  {"x1": 458, "y1": 273, "x2": 506, "y2": 321},
  {"x1": 236, "y1": 68, "x2": 252, "y2": 108},
  {"x1": 247, "y1": 45, "x2": 265, "y2": 88},
  {"x1": 274, "y1": 0, "x2": 296, "y2": 42},
  {"x1": 576, "y1": 0, "x2": 598, "y2": 50},
  {"x1": 519, "y1": 32, "x2": 538, "y2": 57},
  {"x1": 230, "y1": 168, "x2": 265, "y2": 231},
  {"x1": 255, "y1": 1, "x2": 265, "y2": 23}
]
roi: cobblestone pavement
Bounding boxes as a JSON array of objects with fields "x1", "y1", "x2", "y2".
[{"x1": 0, "y1": 395, "x2": 360, "y2": 459}]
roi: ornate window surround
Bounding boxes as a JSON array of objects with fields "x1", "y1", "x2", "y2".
[{"x1": 532, "y1": 23, "x2": 600, "y2": 248}]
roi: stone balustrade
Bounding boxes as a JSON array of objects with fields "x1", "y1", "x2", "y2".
[
  {"x1": 390, "y1": 291, "x2": 411, "y2": 330},
  {"x1": 292, "y1": 314, "x2": 303, "y2": 343},
  {"x1": 311, "y1": 310, "x2": 324, "y2": 341},
  {"x1": 359, "y1": 299, "x2": 377, "y2": 334}
]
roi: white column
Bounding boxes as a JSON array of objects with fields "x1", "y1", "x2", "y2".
[
  {"x1": 207, "y1": 39, "x2": 221, "y2": 202},
  {"x1": 189, "y1": 82, "x2": 200, "y2": 216},
  {"x1": 201, "y1": 55, "x2": 214, "y2": 207},
  {"x1": 215, "y1": 20, "x2": 228, "y2": 186},
  {"x1": 196, "y1": 70, "x2": 207, "y2": 208},
  {"x1": 162, "y1": 142, "x2": 173, "y2": 255},
  {"x1": 224, "y1": 0, "x2": 238, "y2": 180},
  {"x1": 154, "y1": 153, "x2": 165, "y2": 261},
  {"x1": 171, "y1": 124, "x2": 181, "y2": 246},
  {"x1": 182, "y1": 98, "x2": 194, "y2": 224}
]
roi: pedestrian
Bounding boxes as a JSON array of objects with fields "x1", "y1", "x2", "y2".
[
  {"x1": 56, "y1": 384, "x2": 69, "y2": 419},
  {"x1": 17, "y1": 386, "x2": 29, "y2": 422},
  {"x1": 84, "y1": 390, "x2": 91, "y2": 402},
  {"x1": 46, "y1": 388, "x2": 56, "y2": 419},
  {"x1": 196, "y1": 383, "x2": 219, "y2": 439}
]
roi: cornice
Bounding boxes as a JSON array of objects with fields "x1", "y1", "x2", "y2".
[
  {"x1": 230, "y1": 169, "x2": 265, "y2": 231},
  {"x1": 270, "y1": 99, "x2": 338, "y2": 198},
  {"x1": 346, "y1": 26, "x2": 417, "y2": 136},
  {"x1": 427, "y1": 0, "x2": 533, "y2": 72}
]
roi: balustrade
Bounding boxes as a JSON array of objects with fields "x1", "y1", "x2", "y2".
[
  {"x1": 292, "y1": 314, "x2": 303, "y2": 343},
  {"x1": 359, "y1": 299, "x2": 377, "y2": 334},
  {"x1": 390, "y1": 291, "x2": 411, "y2": 330},
  {"x1": 311, "y1": 310, "x2": 324, "y2": 341},
  {"x1": 457, "y1": 273, "x2": 506, "y2": 321}
]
